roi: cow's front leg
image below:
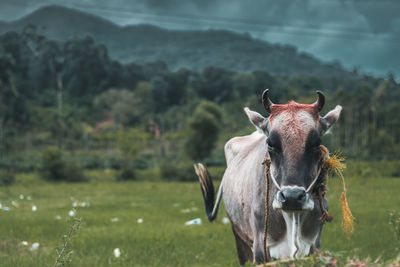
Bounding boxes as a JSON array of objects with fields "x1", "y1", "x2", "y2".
[
  {"x1": 252, "y1": 232, "x2": 265, "y2": 263},
  {"x1": 251, "y1": 209, "x2": 266, "y2": 264}
]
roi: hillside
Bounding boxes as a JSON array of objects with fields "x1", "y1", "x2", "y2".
[{"x1": 0, "y1": 5, "x2": 351, "y2": 77}]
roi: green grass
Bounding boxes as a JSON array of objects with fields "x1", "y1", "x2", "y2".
[{"x1": 0, "y1": 172, "x2": 399, "y2": 266}]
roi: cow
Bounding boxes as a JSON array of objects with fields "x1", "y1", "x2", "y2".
[{"x1": 194, "y1": 90, "x2": 342, "y2": 264}]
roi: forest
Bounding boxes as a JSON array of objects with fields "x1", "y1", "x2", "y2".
[{"x1": 1, "y1": 25, "x2": 400, "y2": 182}]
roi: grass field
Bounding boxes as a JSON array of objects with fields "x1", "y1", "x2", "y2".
[{"x1": 0, "y1": 170, "x2": 399, "y2": 266}]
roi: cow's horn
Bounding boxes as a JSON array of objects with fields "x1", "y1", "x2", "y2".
[
  {"x1": 314, "y1": 91, "x2": 325, "y2": 112},
  {"x1": 262, "y1": 89, "x2": 274, "y2": 113}
]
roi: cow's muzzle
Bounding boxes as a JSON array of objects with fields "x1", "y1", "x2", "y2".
[{"x1": 272, "y1": 186, "x2": 314, "y2": 211}]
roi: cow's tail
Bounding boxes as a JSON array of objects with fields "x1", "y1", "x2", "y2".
[{"x1": 194, "y1": 163, "x2": 223, "y2": 222}]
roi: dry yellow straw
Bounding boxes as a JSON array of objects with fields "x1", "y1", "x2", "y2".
[{"x1": 324, "y1": 153, "x2": 354, "y2": 239}]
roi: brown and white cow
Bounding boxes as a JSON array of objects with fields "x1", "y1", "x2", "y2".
[{"x1": 194, "y1": 90, "x2": 342, "y2": 264}]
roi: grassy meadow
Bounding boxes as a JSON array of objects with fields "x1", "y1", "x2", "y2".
[{"x1": 0, "y1": 170, "x2": 400, "y2": 266}]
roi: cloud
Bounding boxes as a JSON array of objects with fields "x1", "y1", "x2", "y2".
[{"x1": 351, "y1": 1, "x2": 400, "y2": 33}]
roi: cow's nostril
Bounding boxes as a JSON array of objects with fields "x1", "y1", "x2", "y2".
[
  {"x1": 278, "y1": 191, "x2": 286, "y2": 203},
  {"x1": 297, "y1": 192, "x2": 306, "y2": 201}
]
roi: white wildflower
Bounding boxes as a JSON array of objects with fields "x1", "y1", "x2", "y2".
[
  {"x1": 55, "y1": 215, "x2": 62, "y2": 220},
  {"x1": 113, "y1": 248, "x2": 121, "y2": 258},
  {"x1": 111, "y1": 217, "x2": 119, "y2": 222},
  {"x1": 32, "y1": 205, "x2": 37, "y2": 212},
  {"x1": 19, "y1": 194, "x2": 24, "y2": 200},
  {"x1": 68, "y1": 210, "x2": 76, "y2": 217},
  {"x1": 21, "y1": 241, "x2": 28, "y2": 246},
  {"x1": 181, "y1": 208, "x2": 191, "y2": 213},
  {"x1": 222, "y1": 217, "x2": 230, "y2": 224},
  {"x1": 137, "y1": 218, "x2": 143, "y2": 224},
  {"x1": 29, "y1": 242, "x2": 39, "y2": 251}
]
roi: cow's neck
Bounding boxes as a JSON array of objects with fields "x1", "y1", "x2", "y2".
[{"x1": 269, "y1": 211, "x2": 317, "y2": 259}]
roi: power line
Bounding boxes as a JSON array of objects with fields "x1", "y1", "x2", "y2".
[
  {"x1": 64, "y1": 3, "x2": 399, "y2": 43},
  {"x1": 2, "y1": 0, "x2": 382, "y2": 34},
  {"x1": 67, "y1": 2, "x2": 372, "y2": 34},
  {"x1": 2, "y1": 1, "x2": 399, "y2": 43}
]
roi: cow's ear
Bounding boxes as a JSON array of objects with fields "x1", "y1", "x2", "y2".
[
  {"x1": 244, "y1": 107, "x2": 267, "y2": 133},
  {"x1": 319, "y1": 105, "x2": 342, "y2": 135}
]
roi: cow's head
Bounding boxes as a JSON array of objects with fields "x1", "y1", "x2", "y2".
[{"x1": 245, "y1": 90, "x2": 342, "y2": 211}]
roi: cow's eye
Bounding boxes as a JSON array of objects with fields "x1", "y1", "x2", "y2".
[
  {"x1": 267, "y1": 139, "x2": 276, "y2": 152},
  {"x1": 266, "y1": 131, "x2": 281, "y2": 153},
  {"x1": 306, "y1": 130, "x2": 321, "y2": 153}
]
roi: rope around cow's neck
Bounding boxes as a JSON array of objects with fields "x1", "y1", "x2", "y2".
[
  {"x1": 261, "y1": 157, "x2": 271, "y2": 262},
  {"x1": 261, "y1": 145, "x2": 353, "y2": 262}
]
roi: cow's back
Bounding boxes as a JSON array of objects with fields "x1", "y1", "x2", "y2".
[
  {"x1": 224, "y1": 131, "x2": 265, "y2": 166},
  {"x1": 222, "y1": 131, "x2": 267, "y2": 244}
]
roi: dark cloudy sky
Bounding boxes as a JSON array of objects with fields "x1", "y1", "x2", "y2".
[{"x1": 1, "y1": 0, "x2": 399, "y2": 78}]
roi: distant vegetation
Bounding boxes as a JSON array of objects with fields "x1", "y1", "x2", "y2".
[{"x1": 0, "y1": 25, "x2": 400, "y2": 182}]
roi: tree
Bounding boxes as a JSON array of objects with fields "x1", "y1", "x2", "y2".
[
  {"x1": 192, "y1": 67, "x2": 234, "y2": 103},
  {"x1": 62, "y1": 36, "x2": 123, "y2": 104},
  {"x1": 151, "y1": 75, "x2": 169, "y2": 112},
  {"x1": 252, "y1": 70, "x2": 278, "y2": 96},
  {"x1": 232, "y1": 73, "x2": 255, "y2": 98},
  {"x1": 185, "y1": 101, "x2": 223, "y2": 161},
  {"x1": 94, "y1": 88, "x2": 139, "y2": 126},
  {"x1": 115, "y1": 127, "x2": 151, "y2": 180},
  {"x1": 39, "y1": 146, "x2": 86, "y2": 182},
  {"x1": 0, "y1": 31, "x2": 32, "y2": 157},
  {"x1": 134, "y1": 81, "x2": 155, "y2": 123}
]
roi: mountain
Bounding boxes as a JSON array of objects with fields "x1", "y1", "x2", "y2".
[{"x1": 0, "y1": 5, "x2": 351, "y2": 78}]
